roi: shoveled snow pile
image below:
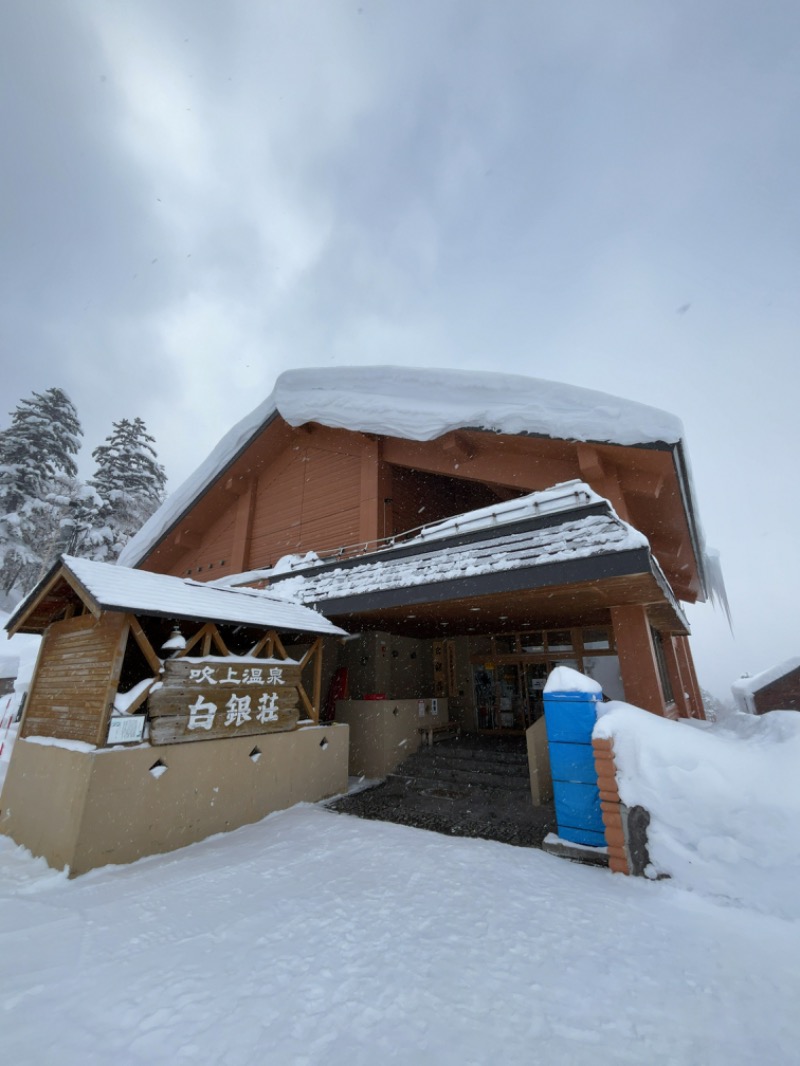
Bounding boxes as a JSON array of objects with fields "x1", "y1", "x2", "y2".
[{"x1": 595, "y1": 703, "x2": 800, "y2": 918}]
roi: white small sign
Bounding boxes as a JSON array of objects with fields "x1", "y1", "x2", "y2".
[
  {"x1": 431, "y1": 698, "x2": 439, "y2": 717},
  {"x1": 107, "y1": 716, "x2": 146, "y2": 745}
]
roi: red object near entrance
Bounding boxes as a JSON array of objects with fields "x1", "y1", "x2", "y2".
[{"x1": 322, "y1": 667, "x2": 349, "y2": 722}]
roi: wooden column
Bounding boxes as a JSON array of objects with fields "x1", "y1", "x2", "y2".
[
  {"x1": 576, "y1": 445, "x2": 630, "y2": 521},
  {"x1": 610, "y1": 605, "x2": 665, "y2": 716},
  {"x1": 358, "y1": 438, "x2": 381, "y2": 546},
  {"x1": 661, "y1": 634, "x2": 688, "y2": 719},
  {"x1": 227, "y1": 477, "x2": 256, "y2": 573}
]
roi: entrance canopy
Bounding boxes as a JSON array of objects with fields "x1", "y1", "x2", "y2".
[
  {"x1": 6, "y1": 555, "x2": 347, "y2": 638},
  {"x1": 234, "y1": 482, "x2": 689, "y2": 637}
]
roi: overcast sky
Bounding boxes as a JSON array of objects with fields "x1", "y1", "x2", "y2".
[{"x1": 2, "y1": 1, "x2": 799, "y2": 702}]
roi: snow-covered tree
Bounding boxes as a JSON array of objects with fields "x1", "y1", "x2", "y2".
[
  {"x1": 90, "y1": 417, "x2": 167, "y2": 558},
  {"x1": 0, "y1": 388, "x2": 84, "y2": 600},
  {"x1": 0, "y1": 387, "x2": 81, "y2": 513}
]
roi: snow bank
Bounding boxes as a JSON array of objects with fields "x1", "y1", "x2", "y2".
[
  {"x1": 119, "y1": 365, "x2": 683, "y2": 567},
  {"x1": 595, "y1": 703, "x2": 800, "y2": 917}
]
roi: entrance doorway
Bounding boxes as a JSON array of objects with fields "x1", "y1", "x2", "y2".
[{"x1": 470, "y1": 626, "x2": 618, "y2": 733}]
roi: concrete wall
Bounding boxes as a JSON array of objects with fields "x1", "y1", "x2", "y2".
[
  {"x1": 336, "y1": 698, "x2": 448, "y2": 778},
  {"x1": 0, "y1": 724, "x2": 348, "y2": 876},
  {"x1": 338, "y1": 631, "x2": 435, "y2": 701}
]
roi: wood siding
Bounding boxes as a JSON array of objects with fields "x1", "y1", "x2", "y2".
[
  {"x1": 174, "y1": 504, "x2": 237, "y2": 578},
  {"x1": 140, "y1": 415, "x2": 701, "y2": 602},
  {"x1": 247, "y1": 443, "x2": 362, "y2": 569},
  {"x1": 21, "y1": 613, "x2": 128, "y2": 745}
]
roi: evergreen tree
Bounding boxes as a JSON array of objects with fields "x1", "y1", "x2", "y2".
[
  {"x1": 0, "y1": 387, "x2": 81, "y2": 512},
  {"x1": 0, "y1": 388, "x2": 84, "y2": 599},
  {"x1": 90, "y1": 417, "x2": 167, "y2": 558}
]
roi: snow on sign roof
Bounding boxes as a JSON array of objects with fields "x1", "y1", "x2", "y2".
[
  {"x1": 118, "y1": 366, "x2": 684, "y2": 568},
  {"x1": 8, "y1": 556, "x2": 346, "y2": 637}
]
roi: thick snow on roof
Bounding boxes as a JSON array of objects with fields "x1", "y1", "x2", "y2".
[
  {"x1": 731, "y1": 657, "x2": 800, "y2": 713},
  {"x1": 24, "y1": 557, "x2": 346, "y2": 636},
  {"x1": 267, "y1": 510, "x2": 649, "y2": 608},
  {"x1": 274, "y1": 366, "x2": 684, "y2": 445},
  {"x1": 119, "y1": 366, "x2": 683, "y2": 568}
]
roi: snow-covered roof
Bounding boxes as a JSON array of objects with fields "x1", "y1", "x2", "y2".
[
  {"x1": 273, "y1": 366, "x2": 684, "y2": 445},
  {"x1": 411, "y1": 480, "x2": 607, "y2": 543},
  {"x1": 731, "y1": 657, "x2": 800, "y2": 714},
  {"x1": 261, "y1": 485, "x2": 656, "y2": 612},
  {"x1": 7, "y1": 556, "x2": 347, "y2": 637},
  {"x1": 119, "y1": 366, "x2": 685, "y2": 569}
]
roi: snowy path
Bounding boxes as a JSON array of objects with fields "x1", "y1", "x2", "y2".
[{"x1": 1, "y1": 804, "x2": 798, "y2": 1065}]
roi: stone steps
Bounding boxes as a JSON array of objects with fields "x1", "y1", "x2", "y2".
[{"x1": 390, "y1": 738, "x2": 531, "y2": 793}]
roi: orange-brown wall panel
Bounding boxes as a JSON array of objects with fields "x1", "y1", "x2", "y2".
[
  {"x1": 174, "y1": 505, "x2": 237, "y2": 577},
  {"x1": 247, "y1": 444, "x2": 362, "y2": 569}
]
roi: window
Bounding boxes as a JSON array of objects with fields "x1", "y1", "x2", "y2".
[{"x1": 651, "y1": 629, "x2": 674, "y2": 705}]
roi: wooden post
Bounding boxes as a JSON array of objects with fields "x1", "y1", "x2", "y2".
[
  {"x1": 228, "y1": 478, "x2": 256, "y2": 573},
  {"x1": 127, "y1": 615, "x2": 163, "y2": 675},
  {"x1": 358, "y1": 438, "x2": 381, "y2": 547},
  {"x1": 610, "y1": 605, "x2": 665, "y2": 715},
  {"x1": 95, "y1": 616, "x2": 132, "y2": 747},
  {"x1": 312, "y1": 639, "x2": 323, "y2": 724}
]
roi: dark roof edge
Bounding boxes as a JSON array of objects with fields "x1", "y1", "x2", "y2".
[
  {"x1": 302, "y1": 546, "x2": 655, "y2": 616},
  {"x1": 670, "y1": 440, "x2": 708, "y2": 600}
]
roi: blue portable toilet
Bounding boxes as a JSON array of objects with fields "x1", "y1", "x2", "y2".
[{"x1": 543, "y1": 666, "x2": 605, "y2": 847}]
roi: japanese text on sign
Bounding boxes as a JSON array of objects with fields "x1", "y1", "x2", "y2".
[{"x1": 187, "y1": 690, "x2": 282, "y2": 731}]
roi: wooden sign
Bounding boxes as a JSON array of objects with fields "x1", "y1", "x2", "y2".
[{"x1": 148, "y1": 657, "x2": 302, "y2": 746}]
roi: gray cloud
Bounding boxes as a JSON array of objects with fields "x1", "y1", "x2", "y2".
[{"x1": 2, "y1": 0, "x2": 800, "y2": 700}]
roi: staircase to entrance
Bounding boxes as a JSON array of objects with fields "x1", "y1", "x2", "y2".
[{"x1": 327, "y1": 733, "x2": 555, "y2": 848}]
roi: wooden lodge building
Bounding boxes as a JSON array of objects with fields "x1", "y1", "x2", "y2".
[{"x1": 1, "y1": 366, "x2": 725, "y2": 873}]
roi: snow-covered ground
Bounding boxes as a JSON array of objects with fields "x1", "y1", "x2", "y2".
[{"x1": 2, "y1": 707, "x2": 800, "y2": 1065}]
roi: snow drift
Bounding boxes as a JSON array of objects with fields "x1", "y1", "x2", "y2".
[{"x1": 595, "y1": 703, "x2": 800, "y2": 918}]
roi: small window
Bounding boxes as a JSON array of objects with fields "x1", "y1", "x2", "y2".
[
  {"x1": 651, "y1": 629, "x2": 674, "y2": 704},
  {"x1": 547, "y1": 630, "x2": 573, "y2": 652},
  {"x1": 520, "y1": 631, "x2": 544, "y2": 654},
  {"x1": 583, "y1": 627, "x2": 611, "y2": 651},
  {"x1": 494, "y1": 635, "x2": 517, "y2": 655}
]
